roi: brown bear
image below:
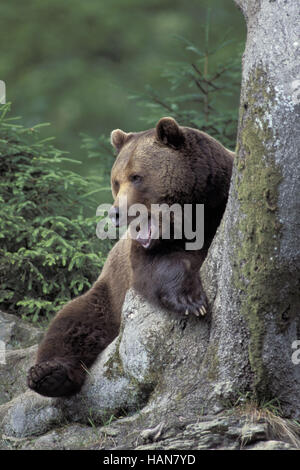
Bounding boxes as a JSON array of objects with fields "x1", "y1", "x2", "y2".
[{"x1": 27, "y1": 117, "x2": 234, "y2": 397}]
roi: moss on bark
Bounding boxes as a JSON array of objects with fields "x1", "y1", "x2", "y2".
[{"x1": 232, "y1": 67, "x2": 284, "y2": 400}]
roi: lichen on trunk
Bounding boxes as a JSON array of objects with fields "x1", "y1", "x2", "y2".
[{"x1": 232, "y1": 67, "x2": 284, "y2": 398}]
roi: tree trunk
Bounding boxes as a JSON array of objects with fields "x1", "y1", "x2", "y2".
[{"x1": 201, "y1": 0, "x2": 300, "y2": 417}]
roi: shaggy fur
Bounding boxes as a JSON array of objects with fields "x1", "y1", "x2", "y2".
[{"x1": 27, "y1": 117, "x2": 234, "y2": 397}]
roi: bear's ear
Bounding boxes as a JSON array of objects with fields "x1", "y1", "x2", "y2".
[
  {"x1": 110, "y1": 129, "x2": 129, "y2": 153},
  {"x1": 156, "y1": 117, "x2": 185, "y2": 149}
]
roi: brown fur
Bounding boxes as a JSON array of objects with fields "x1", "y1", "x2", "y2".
[{"x1": 27, "y1": 117, "x2": 234, "y2": 397}]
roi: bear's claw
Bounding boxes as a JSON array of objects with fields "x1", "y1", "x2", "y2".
[
  {"x1": 181, "y1": 292, "x2": 208, "y2": 318},
  {"x1": 200, "y1": 306, "x2": 206, "y2": 316},
  {"x1": 160, "y1": 289, "x2": 208, "y2": 318}
]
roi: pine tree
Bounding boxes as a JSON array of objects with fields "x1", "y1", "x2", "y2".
[
  {"x1": 0, "y1": 103, "x2": 112, "y2": 323},
  {"x1": 130, "y1": 27, "x2": 242, "y2": 149}
]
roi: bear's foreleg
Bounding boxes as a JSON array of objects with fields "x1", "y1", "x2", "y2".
[
  {"x1": 27, "y1": 281, "x2": 120, "y2": 397},
  {"x1": 132, "y1": 247, "x2": 208, "y2": 318},
  {"x1": 156, "y1": 258, "x2": 208, "y2": 318}
]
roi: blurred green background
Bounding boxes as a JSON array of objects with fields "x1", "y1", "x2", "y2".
[{"x1": 0, "y1": 0, "x2": 245, "y2": 179}]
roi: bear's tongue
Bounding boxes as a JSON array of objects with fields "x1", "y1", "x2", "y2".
[{"x1": 136, "y1": 220, "x2": 152, "y2": 249}]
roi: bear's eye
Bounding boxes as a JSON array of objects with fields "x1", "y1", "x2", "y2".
[
  {"x1": 129, "y1": 174, "x2": 143, "y2": 184},
  {"x1": 113, "y1": 180, "x2": 120, "y2": 190}
]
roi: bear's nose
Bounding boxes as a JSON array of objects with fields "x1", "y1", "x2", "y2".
[{"x1": 109, "y1": 206, "x2": 120, "y2": 227}]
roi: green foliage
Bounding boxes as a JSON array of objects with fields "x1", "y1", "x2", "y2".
[
  {"x1": 131, "y1": 24, "x2": 242, "y2": 149},
  {"x1": 0, "y1": 103, "x2": 112, "y2": 322},
  {"x1": 79, "y1": 133, "x2": 114, "y2": 205},
  {"x1": 80, "y1": 133, "x2": 114, "y2": 186}
]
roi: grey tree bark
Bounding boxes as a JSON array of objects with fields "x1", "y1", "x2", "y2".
[
  {"x1": 202, "y1": 0, "x2": 300, "y2": 416},
  {"x1": 1, "y1": 0, "x2": 300, "y2": 445}
]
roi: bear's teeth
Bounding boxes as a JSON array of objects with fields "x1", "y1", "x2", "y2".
[{"x1": 136, "y1": 221, "x2": 152, "y2": 248}]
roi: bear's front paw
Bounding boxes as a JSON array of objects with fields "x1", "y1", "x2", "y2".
[
  {"x1": 181, "y1": 290, "x2": 208, "y2": 317},
  {"x1": 160, "y1": 289, "x2": 208, "y2": 318},
  {"x1": 27, "y1": 359, "x2": 83, "y2": 398}
]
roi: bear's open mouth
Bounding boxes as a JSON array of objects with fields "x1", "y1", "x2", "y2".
[{"x1": 135, "y1": 218, "x2": 152, "y2": 249}]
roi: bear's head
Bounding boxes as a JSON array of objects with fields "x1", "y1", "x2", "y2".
[{"x1": 109, "y1": 117, "x2": 234, "y2": 249}]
